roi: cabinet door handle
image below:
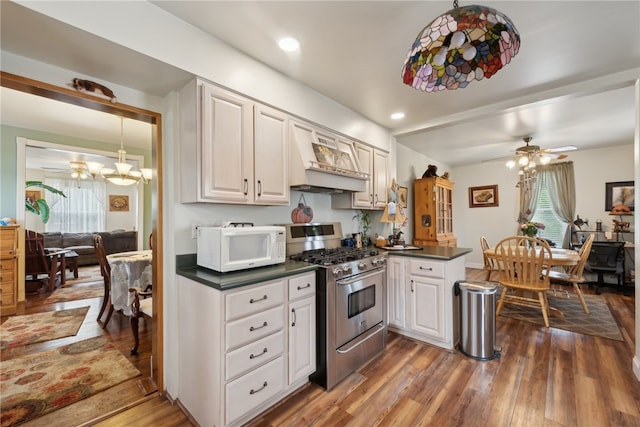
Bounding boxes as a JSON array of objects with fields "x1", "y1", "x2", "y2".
[
  {"x1": 257, "y1": 180, "x2": 262, "y2": 196},
  {"x1": 249, "y1": 321, "x2": 268, "y2": 332},
  {"x1": 249, "y1": 381, "x2": 268, "y2": 395},
  {"x1": 250, "y1": 295, "x2": 268, "y2": 304},
  {"x1": 249, "y1": 348, "x2": 268, "y2": 359},
  {"x1": 291, "y1": 308, "x2": 296, "y2": 327},
  {"x1": 297, "y1": 283, "x2": 311, "y2": 290},
  {"x1": 411, "y1": 279, "x2": 414, "y2": 292},
  {"x1": 374, "y1": 194, "x2": 378, "y2": 204},
  {"x1": 244, "y1": 178, "x2": 249, "y2": 195}
]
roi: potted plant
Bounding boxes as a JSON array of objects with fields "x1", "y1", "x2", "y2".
[
  {"x1": 25, "y1": 180, "x2": 66, "y2": 224},
  {"x1": 353, "y1": 209, "x2": 372, "y2": 246}
]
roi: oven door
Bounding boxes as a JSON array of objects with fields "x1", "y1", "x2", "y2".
[{"x1": 335, "y1": 269, "x2": 384, "y2": 348}]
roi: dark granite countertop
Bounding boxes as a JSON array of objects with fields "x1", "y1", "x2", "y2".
[
  {"x1": 381, "y1": 245, "x2": 472, "y2": 260},
  {"x1": 176, "y1": 254, "x2": 318, "y2": 291}
]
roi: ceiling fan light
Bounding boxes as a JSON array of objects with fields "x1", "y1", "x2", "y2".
[
  {"x1": 85, "y1": 161, "x2": 104, "y2": 175},
  {"x1": 539, "y1": 155, "x2": 551, "y2": 164},
  {"x1": 518, "y1": 156, "x2": 529, "y2": 166},
  {"x1": 505, "y1": 159, "x2": 516, "y2": 169}
]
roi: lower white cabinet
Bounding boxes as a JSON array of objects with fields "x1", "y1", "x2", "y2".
[
  {"x1": 177, "y1": 271, "x2": 316, "y2": 427},
  {"x1": 386, "y1": 255, "x2": 465, "y2": 350}
]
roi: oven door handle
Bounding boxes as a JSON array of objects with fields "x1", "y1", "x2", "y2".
[
  {"x1": 336, "y1": 269, "x2": 383, "y2": 286},
  {"x1": 336, "y1": 323, "x2": 384, "y2": 354}
]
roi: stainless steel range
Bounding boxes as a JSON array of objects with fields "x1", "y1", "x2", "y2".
[{"x1": 284, "y1": 222, "x2": 387, "y2": 390}]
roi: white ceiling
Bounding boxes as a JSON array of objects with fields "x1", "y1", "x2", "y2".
[{"x1": 1, "y1": 1, "x2": 639, "y2": 169}]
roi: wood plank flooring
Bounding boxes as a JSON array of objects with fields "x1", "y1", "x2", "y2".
[{"x1": 2, "y1": 268, "x2": 638, "y2": 426}]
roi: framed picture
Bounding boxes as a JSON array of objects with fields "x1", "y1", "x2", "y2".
[
  {"x1": 469, "y1": 185, "x2": 499, "y2": 208},
  {"x1": 25, "y1": 190, "x2": 41, "y2": 208},
  {"x1": 397, "y1": 186, "x2": 408, "y2": 208},
  {"x1": 109, "y1": 195, "x2": 129, "y2": 212},
  {"x1": 605, "y1": 181, "x2": 634, "y2": 211}
]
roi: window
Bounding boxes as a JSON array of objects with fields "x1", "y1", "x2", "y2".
[
  {"x1": 531, "y1": 181, "x2": 567, "y2": 247},
  {"x1": 45, "y1": 178, "x2": 106, "y2": 232}
]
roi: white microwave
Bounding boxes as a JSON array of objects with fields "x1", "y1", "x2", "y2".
[{"x1": 196, "y1": 225, "x2": 286, "y2": 273}]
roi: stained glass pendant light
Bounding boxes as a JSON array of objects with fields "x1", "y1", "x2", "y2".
[{"x1": 402, "y1": 0, "x2": 520, "y2": 92}]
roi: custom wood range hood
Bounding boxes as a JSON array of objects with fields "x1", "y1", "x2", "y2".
[{"x1": 289, "y1": 120, "x2": 368, "y2": 193}]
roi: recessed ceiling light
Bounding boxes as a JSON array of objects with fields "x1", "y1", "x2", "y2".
[
  {"x1": 390, "y1": 112, "x2": 405, "y2": 120},
  {"x1": 278, "y1": 37, "x2": 300, "y2": 52}
]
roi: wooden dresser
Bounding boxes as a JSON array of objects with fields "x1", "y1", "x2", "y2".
[
  {"x1": 1, "y1": 225, "x2": 20, "y2": 316},
  {"x1": 413, "y1": 177, "x2": 457, "y2": 247}
]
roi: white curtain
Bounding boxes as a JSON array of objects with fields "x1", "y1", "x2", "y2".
[{"x1": 45, "y1": 178, "x2": 106, "y2": 232}]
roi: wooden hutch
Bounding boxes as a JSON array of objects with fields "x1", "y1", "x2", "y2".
[{"x1": 413, "y1": 177, "x2": 457, "y2": 247}]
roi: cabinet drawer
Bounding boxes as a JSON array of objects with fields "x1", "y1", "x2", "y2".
[
  {"x1": 226, "y1": 305, "x2": 284, "y2": 350},
  {"x1": 288, "y1": 273, "x2": 315, "y2": 301},
  {"x1": 409, "y1": 259, "x2": 444, "y2": 278},
  {"x1": 225, "y1": 280, "x2": 284, "y2": 321},
  {"x1": 226, "y1": 356, "x2": 285, "y2": 425},
  {"x1": 226, "y1": 330, "x2": 284, "y2": 381}
]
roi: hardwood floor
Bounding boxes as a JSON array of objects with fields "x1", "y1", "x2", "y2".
[
  {"x1": 3, "y1": 268, "x2": 638, "y2": 426},
  {"x1": 246, "y1": 269, "x2": 639, "y2": 427}
]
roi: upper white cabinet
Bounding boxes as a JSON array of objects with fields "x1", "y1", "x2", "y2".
[
  {"x1": 332, "y1": 143, "x2": 388, "y2": 209},
  {"x1": 180, "y1": 78, "x2": 289, "y2": 205}
]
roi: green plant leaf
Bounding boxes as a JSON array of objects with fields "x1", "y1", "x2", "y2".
[{"x1": 35, "y1": 199, "x2": 50, "y2": 224}]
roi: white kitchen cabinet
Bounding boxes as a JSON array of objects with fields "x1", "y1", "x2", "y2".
[
  {"x1": 179, "y1": 78, "x2": 289, "y2": 205},
  {"x1": 287, "y1": 272, "x2": 316, "y2": 385},
  {"x1": 386, "y1": 255, "x2": 465, "y2": 350},
  {"x1": 386, "y1": 255, "x2": 406, "y2": 329},
  {"x1": 177, "y1": 271, "x2": 315, "y2": 427},
  {"x1": 332, "y1": 143, "x2": 389, "y2": 210}
]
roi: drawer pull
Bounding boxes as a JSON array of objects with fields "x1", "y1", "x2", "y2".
[
  {"x1": 249, "y1": 348, "x2": 268, "y2": 359},
  {"x1": 249, "y1": 295, "x2": 268, "y2": 304},
  {"x1": 249, "y1": 381, "x2": 268, "y2": 395},
  {"x1": 419, "y1": 266, "x2": 433, "y2": 271},
  {"x1": 249, "y1": 321, "x2": 268, "y2": 332},
  {"x1": 297, "y1": 283, "x2": 311, "y2": 291}
]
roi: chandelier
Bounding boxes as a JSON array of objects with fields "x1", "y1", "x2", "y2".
[
  {"x1": 401, "y1": 0, "x2": 520, "y2": 92},
  {"x1": 100, "y1": 117, "x2": 151, "y2": 186}
]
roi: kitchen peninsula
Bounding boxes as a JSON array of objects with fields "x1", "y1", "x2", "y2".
[{"x1": 385, "y1": 246, "x2": 472, "y2": 351}]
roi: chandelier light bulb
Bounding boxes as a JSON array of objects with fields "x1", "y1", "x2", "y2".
[
  {"x1": 505, "y1": 159, "x2": 516, "y2": 169},
  {"x1": 540, "y1": 155, "x2": 551, "y2": 165},
  {"x1": 518, "y1": 156, "x2": 529, "y2": 166}
]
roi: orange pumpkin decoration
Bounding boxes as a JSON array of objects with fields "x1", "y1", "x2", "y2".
[{"x1": 291, "y1": 194, "x2": 313, "y2": 224}]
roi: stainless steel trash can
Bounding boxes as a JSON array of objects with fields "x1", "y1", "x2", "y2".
[{"x1": 455, "y1": 280, "x2": 500, "y2": 360}]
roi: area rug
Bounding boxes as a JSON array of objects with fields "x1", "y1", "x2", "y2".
[
  {"x1": 63, "y1": 265, "x2": 103, "y2": 287},
  {"x1": 499, "y1": 294, "x2": 623, "y2": 341},
  {"x1": 43, "y1": 283, "x2": 103, "y2": 304},
  {"x1": 0, "y1": 335, "x2": 141, "y2": 426},
  {"x1": 0, "y1": 307, "x2": 90, "y2": 350}
]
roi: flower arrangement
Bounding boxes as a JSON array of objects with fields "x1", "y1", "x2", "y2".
[{"x1": 518, "y1": 210, "x2": 544, "y2": 238}]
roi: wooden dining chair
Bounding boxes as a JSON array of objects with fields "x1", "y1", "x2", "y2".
[
  {"x1": 494, "y1": 236, "x2": 553, "y2": 327},
  {"x1": 129, "y1": 286, "x2": 152, "y2": 355},
  {"x1": 94, "y1": 234, "x2": 114, "y2": 328},
  {"x1": 547, "y1": 233, "x2": 594, "y2": 313},
  {"x1": 24, "y1": 229, "x2": 64, "y2": 292},
  {"x1": 480, "y1": 236, "x2": 499, "y2": 281}
]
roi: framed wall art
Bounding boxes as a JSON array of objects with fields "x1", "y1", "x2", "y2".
[
  {"x1": 398, "y1": 186, "x2": 408, "y2": 208},
  {"x1": 605, "y1": 181, "x2": 634, "y2": 211},
  {"x1": 25, "y1": 190, "x2": 41, "y2": 208},
  {"x1": 469, "y1": 185, "x2": 499, "y2": 208},
  {"x1": 109, "y1": 195, "x2": 129, "y2": 212}
]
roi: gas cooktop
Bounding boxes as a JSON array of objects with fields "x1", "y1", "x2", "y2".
[{"x1": 289, "y1": 247, "x2": 381, "y2": 266}]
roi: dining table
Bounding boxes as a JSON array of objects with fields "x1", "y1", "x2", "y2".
[
  {"x1": 107, "y1": 249, "x2": 152, "y2": 316},
  {"x1": 483, "y1": 246, "x2": 580, "y2": 268}
]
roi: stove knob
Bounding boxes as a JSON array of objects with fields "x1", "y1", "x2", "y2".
[
  {"x1": 358, "y1": 262, "x2": 367, "y2": 271},
  {"x1": 332, "y1": 268, "x2": 343, "y2": 278},
  {"x1": 342, "y1": 265, "x2": 352, "y2": 275},
  {"x1": 371, "y1": 258, "x2": 379, "y2": 266},
  {"x1": 378, "y1": 257, "x2": 387, "y2": 265}
]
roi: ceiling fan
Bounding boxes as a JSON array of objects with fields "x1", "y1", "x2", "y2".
[{"x1": 506, "y1": 136, "x2": 576, "y2": 169}]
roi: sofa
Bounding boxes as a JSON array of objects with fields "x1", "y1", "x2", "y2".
[{"x1": 42, "y1": 230, "x2": 138, "y2": 266}]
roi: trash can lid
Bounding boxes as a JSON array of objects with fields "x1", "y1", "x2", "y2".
[{"x1": 457, "y1": 280, "x2": 498, "y2": 294}]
